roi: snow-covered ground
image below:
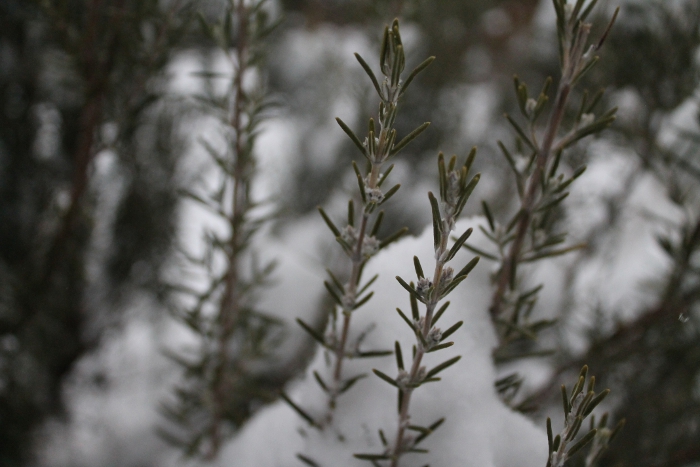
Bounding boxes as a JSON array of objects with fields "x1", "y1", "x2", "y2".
[{"x1": 222, "y1": 217, "x2": 547, "y2": 467}]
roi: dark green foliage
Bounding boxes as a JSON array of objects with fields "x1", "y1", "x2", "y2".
[
  {"x1": 554, "y1": 119, "x2": 700, "y2": 466},
  {"x1": 595, "y1": 1, "x2": 700, "y2": 111},
  {"x1": 0, "y1": 0, "x2": 188, "y2": 463}
]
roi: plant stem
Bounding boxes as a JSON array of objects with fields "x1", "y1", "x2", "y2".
[
  {"x1": 488, "y1": 21, "x2": 591, "y2": 326},
  {"x1": 323, "y1": 20, "x2": 419, "y2": 426},
  {"x1": 328, "y1": 165, "x2": 380, "y2": 419},
  {"x1": 391, "y1": 219, "x2": 451, "y2": 466},
  {"x1": 41, "y1": 0, "x2": 122, "y2": 285},
  {"x1": 489, "y1": 80, "x2": 571, "y2": 322},
  {"x1": 208, "y1": 0, "x2": 249, "y2": 458}
]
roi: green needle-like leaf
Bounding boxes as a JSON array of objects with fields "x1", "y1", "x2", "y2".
[
  {"x1": 357, "y1": 274, "x2": 379, "y2": 295},
  {"x1": 340, "y1": 374, "x2": 368, "y2": 394},
  {"x1": 326, "y1": 269, "x2": 345, "y2": 294},
  {"x1": 568, "y1": 429, "x2": 597, "y2": 457},
  {"x1": 414, "y1": 256, "x2": 425, "y2": 279},
  {"x1": 318, "y1": 207, "x2": 341, "y2": 237},
  {"x1": 356, "y1": 350, "x2": 393, "y2": 358},
  {"x1": 380, "y1": 184, "x2": 401, "y2": 205},
  {"x1": 428, "y1": 192, "x2": 442, "y2": 249},
  {"x1": 482, "y1": 200, "x2": 495, "y2": 231},
  {"x1": 410, "y1": 293, "x2": 420, "y2": 321},
  {"x1": 562, "y1": 384, "x2": 571, "y2": 414},
  {"x1": 280, "y1": 392, "x2": 319, "y2": 428},
  {"x1": 354, "y1": 453, "x2": 391, "y2": 461},
  {"x1": 446, "y1": 228, "x2": 473, "y2": 261},
  {"x1": 348, "y1": 200, "x2": 354, "y2": 227},
  {"x1": 377, "y1": 164, "x2": 394, "y2": 187},
  {"x1": 396, "y1": 276, "x2": 424, "y2": 302},
  {"x1": 391, "y1": 122, "x2": 430, "y2": 156},
  {"x1": 355, "y1": 53, "x2": 383, "y2": 98},
  {"x1": 336, "y1": 117, "x2": 367, "y2": 158},
  {"x1": 324, "y1": 281, "x2": 344, "y2": 306},
  {"x1": 296, "y1": 318, "x2": 327, "y2": 347},
  {"x1": 396, "y1": 307, "x2": 416, "y2": 332},
  {"x1": 400, "y1": 56, "x2": 435, "y2": 96},
  {"x1": 372, "y1": 369, "x2": 399, "y2": 387},
  {"x1": 426, "y1": 341, "x2": 454, "y2": 352},
  {"x1": 395, "y1": 341, "x2": 404, "y2": 370},
  {"x1": 583, "y1": 389, "x2": 610, "y2": 417},
  {"x1": 380, "y1": 227, "x2": 408, "y2": 249},
  {"x1": 370, "y1": 211, "x2": 384, "y2": 236},
  {"x1": 431, "y1": 301, "x2": 450, "y2": 326},
  {"x1": 353, "y1": 291, "x2": 374, "y2": 309},
  {"x1": 505, "y1": 114, "x2": 536, "y2": 151},
  {"x1": 456, "y1": 256, "x2": 480, "y2": 279},
  {"x1": 414, "y1": 417, "x2": 445, "y2": 444},
  {"x1": 313, "y1": 371, "x2": 328, "y2": 392},
  {"x1": 456, "y1": 174, "x2": 480, "y2": 217},
  {"x1": 425, "y1": 355, "x2": 461, "y2": 379},
  {"x1": 438, "y1": 153, "x2": 447, "y2": 201},
  {"x1": 439, "y1": 321, "x2": 463, "y2": 341},
  {"x1": 297, "y1": 454, "x2": 321, "y2": 467}
]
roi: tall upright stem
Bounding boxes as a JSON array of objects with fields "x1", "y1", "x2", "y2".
[
  {"x1": 391, "y1": 220, "x2": 451, "y2": 466},
  {"x1": 320, "y1": 20, "x2": 425, "y2": 430},
  {"x1": 328, "y1": 164, "x2": 380, "y2": 418},
  {"x1": 488, "y1": 18, "x2": 594, "y2": 327},
  {"x1": 209, "y1": 0, "x2": 249, "y2": 458},
  {"x1": 489, "y1": 81, "x2": 571, "y2": 322}
]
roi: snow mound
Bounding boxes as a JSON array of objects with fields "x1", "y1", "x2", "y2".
[{"x1": 222, "y1": 217, "x2": 546, "y2": 467}]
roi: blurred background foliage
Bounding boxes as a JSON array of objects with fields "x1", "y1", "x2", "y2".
[{"x1": 0, "y1": 0, "x2": 698, "y2": 466}]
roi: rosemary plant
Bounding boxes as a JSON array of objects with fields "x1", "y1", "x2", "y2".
[
  {"x1": 463, "y1": 0, "x2": 620, "y2": 363},
  {"x1": 545, "y1": 366, "x2": 624, "y2": 467},
  {"x1": 159, "y1": 0, "x2": 280, "y2": 459},
  {"x1": 354, "y1": 152, "x2": 480, "y2": 466},
  {"x1": 290, "y1": 19, "x2": 434, "y2": 431},
  {"x1": 289, "y1": 5, "x2": 627, "y2": 466}
]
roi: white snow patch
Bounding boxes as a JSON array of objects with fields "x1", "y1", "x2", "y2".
[{"x1": 223, "y1": 217, "x2": 547, "y2": 467}]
